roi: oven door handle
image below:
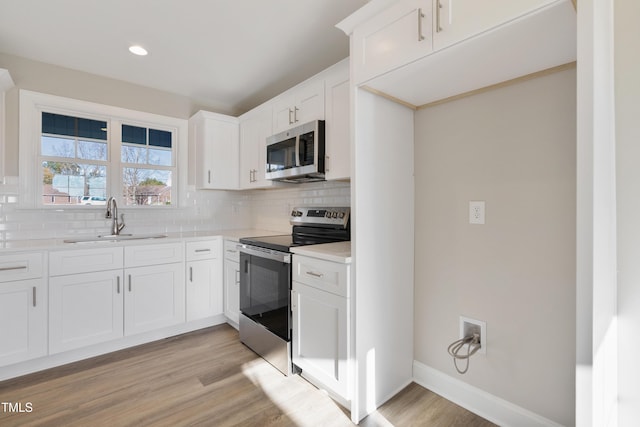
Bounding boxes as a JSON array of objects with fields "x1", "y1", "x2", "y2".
[{"x1": 239, "y1": 244, "x2": 291, "y2": 264}]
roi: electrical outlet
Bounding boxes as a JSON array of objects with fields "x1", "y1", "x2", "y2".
[
  {"x1": 469, "y1": 201, "x2": 485, "y2": 225},
  {"x1": 459, "y1": 316, "x2": 486, "y2": 354}
]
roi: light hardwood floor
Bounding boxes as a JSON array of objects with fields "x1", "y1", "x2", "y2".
[{"x1": 0, "y1": 324, "x2": 495, "y2": 426}]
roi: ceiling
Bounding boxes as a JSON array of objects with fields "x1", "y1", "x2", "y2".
[{"x1": 0, "y1": 0, "x2": 368, "y2": 115}]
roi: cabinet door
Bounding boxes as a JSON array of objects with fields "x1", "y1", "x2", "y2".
[
  {"x1": 352, "y1": 0, "x2": 433, "y2": 84},
  {"x1": 272, "y1": 79, "x2": 325, "y2": 133},
  {"x1": 0, "y1": 278, "x2": 47, "y2": 366},
  {"x1": 239, "y1": 105, "x2": 274, "y2": 189},
  {"x1": 292, "y1": 282, "x2": 349, "y2": 399},
  {"x1": 124, "y1": 263, "x2": 185, "y2": 335},
  {"x1": 433, "y1": 0, "x2": 557, "y2": 50},
  {"x1": 49, "y1": 271, "x2": 123, "y2": 354},
  {"x1": 223, "y1": 259, "x2": 240, "y2": 327},
  {"x1": 295, "y1": 79, "x2": 325, "y2": 125},
  {"x1": 324, "y1": 60, "x2": 351, "y2": 181},
  {"x1": 189, "y1": 111, "x2": 239, "y2": 190},
  {"x1": 186, "y1": 258, "x2": 223, "y2": 321}
]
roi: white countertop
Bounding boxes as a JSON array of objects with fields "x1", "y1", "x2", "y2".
[
  {"x1": 0, "y1": 228, "x2": 285, "y2": 253},
  {"x1": 291, "y1": 241, "x2": 352, "y2": 264}
]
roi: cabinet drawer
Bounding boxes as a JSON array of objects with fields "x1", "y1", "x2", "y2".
[
  {"x1": 223, "y1": 240, "x2": 240, "y2": 262},
  {"x1": 186, "y1": 239, "x2": 221, "y2": 261},
  {"x1": 293, "y1": 255, "x2": 350, "y2": 298},
  {"x1": 125, "y1": 242, "x2": 184, "y2": 268},
  {"x1": 0, "y1": 252, "x2": 44, "y2": 282},
  {"x1": 49, "y1": 247, "x2": 123, "y2": 276}
]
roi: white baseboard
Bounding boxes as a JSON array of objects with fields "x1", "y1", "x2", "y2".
[{"x1": 413, "y1": 360, "x2": 565, "y2": 427}]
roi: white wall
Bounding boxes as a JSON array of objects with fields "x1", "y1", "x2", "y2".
[
  {"x1": 615, "y1": 0, "x2": 640, "y2": 424},
  {"x1": 413, "y1": 69, "x2": 576, "y2": 426}
]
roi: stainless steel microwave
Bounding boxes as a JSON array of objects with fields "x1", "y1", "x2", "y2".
[{"x1": 265, "y1": 120, "x2": 325, "y2": 183}]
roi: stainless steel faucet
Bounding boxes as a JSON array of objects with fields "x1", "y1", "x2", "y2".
[{"x1": 105, "y1": 197, "x2": 126, "y2": 236}]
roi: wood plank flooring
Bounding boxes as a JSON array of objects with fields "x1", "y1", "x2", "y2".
[{"x1": 0, "y1": 324, "x2": 495, "y2": 426}]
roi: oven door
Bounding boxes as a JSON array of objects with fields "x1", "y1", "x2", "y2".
[{"x1": 239, "y1": 245, "x2": 291, "y2": 340}]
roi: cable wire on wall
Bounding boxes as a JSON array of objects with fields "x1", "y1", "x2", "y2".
[{"x1": 447, "y1": 333, "x2": 481, "y2": 374}]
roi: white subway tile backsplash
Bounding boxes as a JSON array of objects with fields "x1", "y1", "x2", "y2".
[{"x1": 0, "y1": 176, "x2": 350, "y2": 242}]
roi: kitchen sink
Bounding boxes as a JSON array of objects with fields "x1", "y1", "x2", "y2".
[{"x1": 63, "y1": 234, "x2": 168, "y2": 243}]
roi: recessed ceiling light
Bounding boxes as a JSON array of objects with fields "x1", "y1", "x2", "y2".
[{"x1": 128, "y1": 45, "x2": 148, "y2": 56}]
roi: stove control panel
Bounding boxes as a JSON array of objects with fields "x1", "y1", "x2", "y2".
[{"x1": 290, "y1": 207, "x2": 350, "y2": 228}]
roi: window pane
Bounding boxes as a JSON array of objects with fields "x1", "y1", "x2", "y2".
[
  {"x1": 122, "y1": 124, "x2": 146, "y2": 145},
  {"x1": 42, "y1": 112, "x2": 106, "y2": 140},
  {"x1": 149, "y1": 129, "x2": 171, "y2": 148},
  {"x1": 42, "y1": 161, "x2": 107, "y2": 205},
  {"x1": 41, "y1": 136, "x2": 75, "y2": 158},
  {"x1": 148, "y1": 148, "x2": 172, "y2": 166},
  {"x1": 121, "y1": 145, "x2": 147, "y2": 164},
  {"x1": 78, "y1": 140, "x2": 108, "y2": 161},
  {"x1": 122, "y1": 168, "x2": 171, "y2": 206}
]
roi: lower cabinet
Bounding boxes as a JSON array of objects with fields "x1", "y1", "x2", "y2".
[
  {"x1": 223, "y1": 240, "x2": 240, "y2": 326},
  {"x1": 185, "y1": 239, "x2": 223, "y2": 321},
  {"x1": 49, "y1": 271, "x2": 124, "y2": 353},
  {"x1": 291, "y1": 254, "x2": 351, "y2": 402},
  {"x1": 292, "y1": 281, "x2": 349, "y2": 399},
  {"x1": 0, "y1": 278, "x2": 47, "y2": 366},
  {"x1": 124, "y1": 263, "x2": 185, "y2": 335},
  {"x1": 49, "y1": 243, "x2": 185, "y2": 354}
]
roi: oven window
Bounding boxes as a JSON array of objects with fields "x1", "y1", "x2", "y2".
[{"x1": 239, "y1": 253, "x2": 291, "y2": 340}]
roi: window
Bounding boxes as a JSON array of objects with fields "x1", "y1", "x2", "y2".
[
  {"x1": 20, "y1": 90, "x2": 187, "y2": 208},
  {"x1": 121, "y1": 124, "x2": 173, "y2": 206},
  {"x1": 41, "y1": 112, "x2": 108, "y2": 205}
]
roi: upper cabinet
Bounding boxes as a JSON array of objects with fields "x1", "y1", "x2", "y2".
[
  {"x1": 323, "y1": 59, "x2": 351, "y2": 181},
  {"x1": 432, "y1": 0, "x2": 559, "y2": 51},
  {"x1": 272, "y1": 79, "x2": 325, "y2": 134},
  {"x1": 239, "y1": 103, "x2": 275, "y2": 189},
  {"x1": 341, "y1": 0, "x2": 576, "y2": 107},
  {"x1": 352, "y1": 0, "x2": 434, "y2": 85},
  {"x1": 188, "y1": 111, "x2": 239, "y2": 190}
]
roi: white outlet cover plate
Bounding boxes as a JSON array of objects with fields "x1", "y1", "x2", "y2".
[
  {"x1": 459, "y1": 316, "x2": 487, "y2": 355},
  {"x1": 469, "y1": 201, "x2": 485, "y2": 224}
]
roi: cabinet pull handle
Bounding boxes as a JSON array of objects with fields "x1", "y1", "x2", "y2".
[
  {"x1": 436, "y1": 1, "x2": 442, "y2": 33},
  {"x1": 208, "y1": 170, "x2": 211, "y2": 184},
  {"x1": 326, "y1": 155, "x2": 330, "y2": 172},
  {"x1": 306, "y1": 271, "x2": 324, "y2": 278},
  {"x1": 235, "y1": 270, "x2": 240, "y2": 284},
  {"x1": 32, "y1": 286, "x2": 36, "y2": 307},
  {"x1": 288, "y1": 108, "x2": 294, "y2": 125},
  {"x1": 226, "y1": 249, "x2": 237, "y2": 254},
  {"x1": 128, "y1": 275, "x2": 132, "y2": 292},
  {"x1": 0, "y1": 265, "x2": 27, "y2": 272},
  {"x1": 293, "y1": 107, "x2": 299, "y2": 123},
  {"x1": 117, "y1": 276, "x2": 121, "y2": 294},
  {"x1": 189, "y1": 266, "x2": 193, "y2": 282},
  {"x1": 195, "y1": 249, "x2": 211, "y2": 253},
  {"x1": 418, "y1": 8, "x2": 426, "y2": 41}
]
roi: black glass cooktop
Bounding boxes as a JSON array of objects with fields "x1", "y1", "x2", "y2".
[{"x1": 239, "y1": 235, "x2": 295, "y2": 252}]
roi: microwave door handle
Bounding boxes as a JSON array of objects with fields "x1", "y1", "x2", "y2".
[{"x1": 295, "y1": 134, "x2": 301, "y2": 167}]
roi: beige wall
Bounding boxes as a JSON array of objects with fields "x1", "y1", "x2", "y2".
[
  {"x1": 0, "y1": 52, "x2": 226, "y2": 176},
  {"x1": 413, "y1": 69, "x2": 576, "y2": 425}
]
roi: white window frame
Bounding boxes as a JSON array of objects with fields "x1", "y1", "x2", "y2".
[{"x1": 19, "y1": 90, "x2": 188, "y2": 209}]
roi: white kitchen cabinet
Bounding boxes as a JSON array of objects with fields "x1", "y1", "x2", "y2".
[
  {"x1": 432, "y1": 0, "x2": 557, "y2": 50},
  {"x1": 124, "y1": 263, "x2": 185, "y2": 335},
  {"x1": 223, "y1": 240, "x2": 240, "y2": 327},
  {"x1": 239, "y1": 104, "x2": 274, "y2": 189},
  {"x1": 291, "y1": 254, "x2": 351, "y2": 403},
  {"x1": 185, "y1": 239, "x2": 223, "y2": 321},
  {"x1": 352, "y1": 0, "x2": 433, "y2": 85},
  {"x1": 49, "y1": 270, "x2": 123, "y2": 353},
  {"x1": 188, "y1": 110, "x2": 239, "y2": 190},
  {"x1": 272, "y1": 78, "x2": 325, "y2": 133},
  {"x1": 323, "y1": 59, "x2": 351, "y2": 181},
  {"x1": 0, "y1": 251, "x2": 47, "y2": 367},
  {"x1": 49, "y1": 243, "x2": 185, "y2": 354}
]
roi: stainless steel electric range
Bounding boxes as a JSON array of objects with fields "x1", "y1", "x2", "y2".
[{"x1": 238, "y1": 207, "x2": 350, "y2": 375}]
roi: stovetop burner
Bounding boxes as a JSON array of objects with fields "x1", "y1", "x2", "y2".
[{"x1": 240, "y1": 206, "x2": 350, "y2": 252}]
